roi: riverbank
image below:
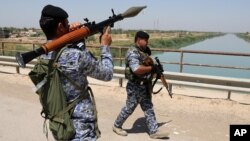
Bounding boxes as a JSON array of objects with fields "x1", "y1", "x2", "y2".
[
  {"x1": 0, "y1": 31, "x2": 224, "y2": 57},
  {"x1": 236, "y1": 33, "x2": 250, "y2": 42},
  {"x1": 0, "y1": 66, "x2": 250, "y2": 141}
]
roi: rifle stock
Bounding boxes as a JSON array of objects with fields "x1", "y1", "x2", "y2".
[
  {"x1": 144, "y1": 56, "x2": 172, "y2": 98},
  {"x1": 16, "y1": 6, "x2": 146, "y2": 68},
  {"x1": 155, "y1": 57, "x2": 172, "y2": 98},
  {"x1": 159, "y1": 74, "x2": 172, "y2": 98}
]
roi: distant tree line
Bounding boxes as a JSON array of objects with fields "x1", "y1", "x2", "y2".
[
  {"x1": 0, "y1": 27, "x2": 44, "y2": 38},
  {"x1": 1, "y1": 26, "x2": 220, "y2": 39},
  {"x1": 236, "y1": 32, "x2": 250, "y2": 42}
]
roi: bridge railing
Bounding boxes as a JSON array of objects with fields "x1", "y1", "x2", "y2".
[
  {"x1": 1, "y1": 40, "x2": 250, "y2": 72},
  {"x1": 1, "y1": 40, "x2": 250, "y2": 101},
  {"x1": 1, "y1": 55, "x2": 250, "y2": 101}
]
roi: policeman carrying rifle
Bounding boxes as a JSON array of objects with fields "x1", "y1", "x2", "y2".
[{"x1": 112, "y1": 31, "x2": 170, "y2": 139}]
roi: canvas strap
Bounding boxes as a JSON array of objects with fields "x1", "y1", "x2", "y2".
[{"x1": 54, "y1": 47, "x2": 101, "y2": 138}]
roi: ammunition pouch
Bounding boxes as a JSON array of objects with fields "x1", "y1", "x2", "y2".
[{"x1": 125, "y1": 66, "x2": 134, "y2": 80}]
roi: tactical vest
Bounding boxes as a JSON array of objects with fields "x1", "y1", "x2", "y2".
[{"x1": 125, "y1": 46, "x2": 150, "y2": 82}]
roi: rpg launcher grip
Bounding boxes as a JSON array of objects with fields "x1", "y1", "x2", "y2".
[{"x1": 16, "y1": 6, "x2": 147, "y2": 68}]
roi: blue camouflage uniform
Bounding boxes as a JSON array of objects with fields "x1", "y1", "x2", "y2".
[
  {"x1": 54, "y1": 41, "x2": 113, "y2": 141},
  {"x1": 114, "y1": 46, "x2": 159, "y2": 135}
]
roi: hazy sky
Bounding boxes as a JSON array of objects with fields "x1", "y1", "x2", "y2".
[{"x1": 1, "y1": 0, "x2": 250, "y2": 33}]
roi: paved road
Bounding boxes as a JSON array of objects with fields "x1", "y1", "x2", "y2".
[{"x1": 0, "y1": 72, "x2": 250, "y2": 141}]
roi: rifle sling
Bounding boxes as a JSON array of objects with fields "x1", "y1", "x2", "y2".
[{"x1": 152, "y1": 74, "x2": 163, "y2": 94}]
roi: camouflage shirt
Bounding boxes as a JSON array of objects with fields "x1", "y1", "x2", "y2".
[
  {"x1": 58, "y1": 42, "x2": 113, "y2": 101},
  {"x1": 125, "y1": 46, "x2": 151, "y2": 81},
  {"x1": 57, "y1": 42, "x2": 113, "y2": 140}
]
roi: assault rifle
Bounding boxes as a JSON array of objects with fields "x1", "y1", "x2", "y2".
[
  {"x1": 152, "y1": 57, "x2": 173, "y2": 98},
  {"x1": 143, "y1": 56, "x2": 172, "y2": 98},
  {"x1": 16, "y1": 6, "x2": 146, "y2": 68}
]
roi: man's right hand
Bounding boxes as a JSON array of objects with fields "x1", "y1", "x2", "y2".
[{"x1": 101, "y1": 26, "x2": 112, "y2": 46}]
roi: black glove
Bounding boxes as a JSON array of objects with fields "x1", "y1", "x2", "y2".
[{"x1": 151, "y1": 64, "x2": 163, "y2": 74}]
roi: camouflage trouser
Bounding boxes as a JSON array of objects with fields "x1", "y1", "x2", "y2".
[
  {"x1": 114, "y1": 81, "x2": 158, "y2": 134},
  {"x1": 70, "y1": 98, "x2": 98, "y2": 141}
]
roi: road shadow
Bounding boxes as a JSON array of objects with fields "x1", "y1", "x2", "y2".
[
  {"x1": 126, "y1": 117, "x2": 147, "y2": 134},
  {"x1": 126, "y1": 117, "x2": 170, "y2": 139}
]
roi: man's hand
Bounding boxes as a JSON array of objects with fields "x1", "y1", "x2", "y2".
[
  {"x1": 69, "y1": 22, "x2": 81, "y2": 31},
  {"x1": 101, "y1": 26, "x2": 112, "y2": 46}
]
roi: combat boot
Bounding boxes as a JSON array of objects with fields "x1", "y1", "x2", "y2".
[
  {"x1": 149, "y1": 129, "x2": 170, "y2": 139},
  {"x1": 112, "y1": 126, "x2": 128, "y2": 136}
]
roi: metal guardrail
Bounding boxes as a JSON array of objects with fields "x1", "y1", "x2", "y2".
[
  {"x1": 113, "y1": 66, "x2": 250, "y2": 100},
  {"x1": 1, "y1": 41, "x2": 250, "y2": 99},
  {"x1": 1, "y1": 55, "x2": 250, "y2": 100},
  {"x1": 1, "y1": 41, "x2": 250, "y2": 72},
  {"x1": 159, "y1": 49, "x2": 250, "y2": 72}
]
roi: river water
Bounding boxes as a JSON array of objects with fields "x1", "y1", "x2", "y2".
[{"x1": 154, "y1": 34, "x2": 250, "y2": 79}]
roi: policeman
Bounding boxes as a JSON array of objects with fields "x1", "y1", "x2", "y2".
[
  {"x1": 39, "y1": 5, "x2": 113, "y2": 141},
  {"x1": 112, "y1": 31, "x2": 169, "y2": 139}
]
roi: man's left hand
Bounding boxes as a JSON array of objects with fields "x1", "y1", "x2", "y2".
[{"x1": 69, "y1": 22, "x2": 81, "y2": 31}]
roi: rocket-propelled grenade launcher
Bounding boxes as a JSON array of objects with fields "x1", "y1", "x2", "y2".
[{"x1": 16, "y1": 6, "x2": 147, "y2": 68}]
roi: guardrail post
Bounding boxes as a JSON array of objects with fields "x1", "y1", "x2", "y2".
[
  {"x1": 16, "y1": 66, "x2": 20, "y2": 74},
  {"x1": 179, "y1": 51, "x2": 184, "y2": 72},
  {"x1": 32, "y1": 44, "x2": 35, "y2": 50},
  {"x1": 227, "y1": 91, "x2": 231, "y2": 100},
  {"x1": 169, "y1": 84, "x2": 173, "y2": 94},
  {"x1": 119, "y1": 47, "x2": 123, "y2": 87},
  {"x1": 1, "y1": 42, "x2": 4, "y2": 55},
  {"x1": 119, "y1": 79, "x2": 123, "y2": 87}
]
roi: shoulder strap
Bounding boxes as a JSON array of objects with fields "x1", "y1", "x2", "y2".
[
  {"x1": 51, "y1": 47, "x2": 89, "y2": 114},
  {"x1": 50, "y1": 47, "x2": 88, "y2": 119},
  {"x1": 53, "y1": 46, "x2": 101, "y2": 138},
  {"x1": 54, "y1": 50, "x2": 87, "y2": 94},
  {"x1": 54, "y1": 48, "x2": 65, "y2": 62},
  {"x1": 53, "y1": 47, "x2": 85, "y2": 92}
]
